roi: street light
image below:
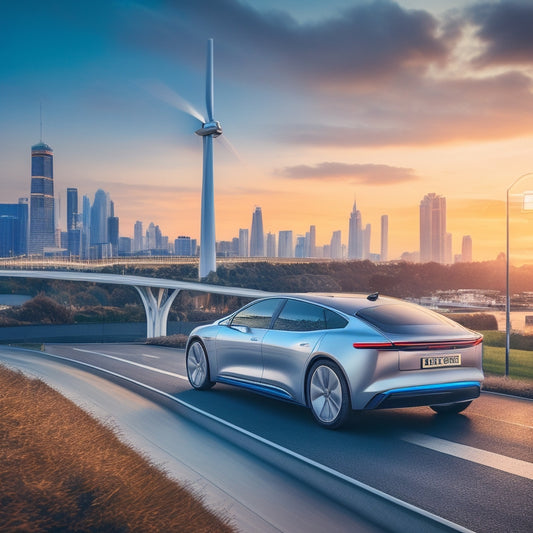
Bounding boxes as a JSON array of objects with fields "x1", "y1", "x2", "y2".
[{"x1": 506, "y1": 173, "x2": 533, "y2": 376}]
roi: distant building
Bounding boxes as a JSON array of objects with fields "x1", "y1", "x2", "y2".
[
  {"x1": 278, "y1": 230, "x2": 293, "y2": 258},
  {"x1": 175, "y1": 236, "x2": 192, "y2": 256},
  {"x1": 90, "y1": 189, "x2": 111, "y2": 247},
  {"x1": 295, "y1": 236, "x2": 306, "y2": 258},
  {"x1": 118, "y1": 237, "x2": 132, "y2": 255},
  {"x1": 238, "y1": 228, "x2": 249, "y2": 257},
  {"x1": 266, "y1": 232, "x2": 276, "y2": 257},
  {"x1": 381, "y1": 215, "x2": 388, "y2": 262},
  {"x1": 0, "y1": 199, "x2": 28, "y2": 257},
  {"x1": 363, "y1": 224, "x2": 371, "y2": 259},
  {"x1": 348, "y1": 201, "x2": 362, "y2": 259},
  {"x1": 133, "y1": 221, "x2": 143, "y2": 252},
  {"x1": 462, "y1": 235, "x2": 473, "y2": 262},
  {"x1": 29, "y1": 142, "x2": 55, "y2": 254},
  {"x1": 330, "y1": 230, "x2": 342, "y2": 259},
  {"x1": 108, "y1": 216, "x2": 119, "y2": 256},
  {"x1": 420, "y1": 193, "x2": 446, "y2": 263},
  {"x1": 250, "y1": 207, "x2": 264, "y2": 256},
  {"x1": 66, "y1": 188, "x2": 81, "y2": 256},
  {"x1": 81, "y1": 194, "x2": 91, "y2": 259},
  {"x1": 308, "y1": 225, "x2": 316, "y2": 257},
  {"x1": 445, "y1": 232, "x2": 453, "y2": 264}
]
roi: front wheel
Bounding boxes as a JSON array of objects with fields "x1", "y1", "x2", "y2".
[
  {"x1": 307, "y1": 360, "x2": 350, "y2": 429},
  {"x1": 186, "y1": 340, "x2": 214, "y2": 390},
  {"x1": 430, "y1": 400, "x2": 472, "y2": 414}
]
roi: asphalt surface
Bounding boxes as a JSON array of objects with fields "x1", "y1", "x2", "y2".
[{"x1": 2, "y1": 343, "x2": 532, "y2": 532}]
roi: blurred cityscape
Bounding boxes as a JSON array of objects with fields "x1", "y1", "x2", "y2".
[{"x1": 1, "y1": 140, "x2": 474, "y2": 263}]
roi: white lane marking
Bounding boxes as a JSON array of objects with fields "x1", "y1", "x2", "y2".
[
  {"x1": 34, "y1": 349, "x2": 475, "y2": 533},
  {"x1": 141, "y1": 353, "x2": 160, "y2": 359},
  {"x1": 73, "y1": 348, "x2": 188, "y2": 381},
  {"x1": 402, "y1": 433, "x2": 533, "y2": 480}
]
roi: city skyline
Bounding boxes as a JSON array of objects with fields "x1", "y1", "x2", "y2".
[
  {"x1": 1, "y1": 1, "x2": 532, "y2": 264},
  {"x1": 11, "y1": 142, "x2": 474, "y2": 262}
]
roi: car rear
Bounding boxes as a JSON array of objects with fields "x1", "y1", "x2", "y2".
[{"x1": 352, "y1": 301, "x2": 484, "y2": 411}]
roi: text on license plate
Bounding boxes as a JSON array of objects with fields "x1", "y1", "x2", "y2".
[{"x1": 421, "y1": 354, "x2": 461, "y2": 369}]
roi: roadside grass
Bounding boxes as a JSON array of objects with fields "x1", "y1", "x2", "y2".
[{"x1": 0, "y1": 366, "x2": 234, "y2": 533}]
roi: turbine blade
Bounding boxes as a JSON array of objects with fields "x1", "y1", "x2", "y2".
[
  {"x1": 140, "y1": 79, "x2": 205, "y2": 123},
  {"x1": 220, "y1": 135, "x2": 243, "y2": 163},
  {"x1": 206, "y1": 38, "x2": 214, "y2": 122}
]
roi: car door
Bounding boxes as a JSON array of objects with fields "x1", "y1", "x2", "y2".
[
  {"x1": 261, "y1": 299, "x2": 327, "y2": 403},
  {"x1": 214, "y1": 298, "x2": 284, "y2": 383}
]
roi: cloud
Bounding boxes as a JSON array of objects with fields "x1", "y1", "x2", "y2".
[
  {"x1": 120, "y1": 0, "x2": 450, "y2": 88},
  {"x1": 467, "y1": 1, "x2": 533, "y2": 66},
  {"x1": 279, "y1": 71, "x2": 533, "y2": 147},
  {"x1": 277, "y1": 161, "x2": 417, "y2": 184}
]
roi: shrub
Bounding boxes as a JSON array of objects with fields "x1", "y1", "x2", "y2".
[{"x1": 443, "y1": 313, "x2": 498, "y2": 331}]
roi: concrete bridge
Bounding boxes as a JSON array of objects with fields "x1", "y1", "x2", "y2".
[{"x1": 0, "y1": 270, "x2": 270, "y2": 338}]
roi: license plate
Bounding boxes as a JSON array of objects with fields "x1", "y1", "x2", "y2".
[{"x1": 421, "y1": 354, "x2": 461, "y2": 369}]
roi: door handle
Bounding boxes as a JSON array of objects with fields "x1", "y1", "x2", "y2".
[
  {"x1": 299, "y1": 342, "x2": 310, "y2": 347},
  {"x1": 251, "y1": 337, "x2": 259, "y2": 342}
]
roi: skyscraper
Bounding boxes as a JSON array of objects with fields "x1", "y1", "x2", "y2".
[
  {"x1": 0, "y1": 199, "x2": 28, "y2": 257},
  {"x1": 308, "y1": 225, "x2": 316, "y2": 258},
  {"x1": 108, "y1": 216, "x2": 119, "y2": 256},
  {"x1": 278, "y1": 231, "x2": 293, "y2": 258},
  {"x1": 462, "y1": 235, "x2": 473, "y2": 262},
  {"x1": 29, "y1": 142, "x2": 55, "y2": 254},
  {"x1": 250, "y1": 207, "x2": 264, "y2": 257},
  {"x1": 238, "y1": 228, "x2": 249, "y2": 257},
  {"x1": 66, "y1": 188, "x2": 81, "y2": 256},
  {"x1": 90, "y1": 189, "x2": 111, "y2": 246},
  {"x1": 330, "y1": 230, "x2": 342, "y2": 259},
  {"x1": 348, "y1": 201, "x2": 362, "y2": 259},
  {"x1": 419, "y1": 193, "x2": 446, "y2": 263},
  {"x1": 175, "y1": 236, "x2": 192, "y2": 256},
  {"x1": 81, "y1": 195, "x2": 91, "y2": 259},
  {"x1": 133, "y1": 221, "x2": 143, "y2": 252},
  {"x1": 363, "y1": 224, "x2": 371, "y2": 259},
  {"x1": 266, "y1": 232, "x2": 276, "y2": 257},
  {"x1": 381, "y1": 215, "x2": 389, "y2": 262}
]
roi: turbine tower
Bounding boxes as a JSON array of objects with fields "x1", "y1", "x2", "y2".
[{"x1": 196, "y1": 39, "x2": 222, "y2": 279}]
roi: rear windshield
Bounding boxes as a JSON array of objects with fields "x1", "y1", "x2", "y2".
[{"x1": 356, "y1": 304, "x2": 458, "y2": 334}]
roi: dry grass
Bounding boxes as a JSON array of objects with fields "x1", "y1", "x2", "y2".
[{"x1": 0, "y1": 366, "x2": 234, "y2": 533}]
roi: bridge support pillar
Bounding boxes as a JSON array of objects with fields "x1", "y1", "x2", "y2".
[{"x1": 134, "y1": 286, "x2": 180, "y2": 338}]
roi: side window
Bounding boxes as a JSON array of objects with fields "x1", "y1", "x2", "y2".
[
  {"x1": 325, "y1": 309, "x2": 348, "y2": 329},
  {"x1": 231, "y1": 298, "x2": 282, "y2": 329},
  {"x1": 273, "y1": 300, "x2": 327, "y2": 331}
]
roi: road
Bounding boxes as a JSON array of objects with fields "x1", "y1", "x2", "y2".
[{"x1": 1, "y1": 343, "x2": 532, "y2": 532}]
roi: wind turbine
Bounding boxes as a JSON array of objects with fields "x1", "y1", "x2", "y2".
[{"x1": 195, "y1": 38, "x2": 222, "y2": 279}]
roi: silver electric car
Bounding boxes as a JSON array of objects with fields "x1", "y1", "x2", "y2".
[{"x1": 185, "y1": 293, "x2": 483, "y2": 428}]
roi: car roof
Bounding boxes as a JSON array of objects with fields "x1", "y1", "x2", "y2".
[{"x1": 272, "y1": 293, "x2": 400, "y2": 316}]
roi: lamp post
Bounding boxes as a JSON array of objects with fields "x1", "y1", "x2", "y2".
[{"x1": 506, "y1": 173, "x2": 533, "y2": 376}]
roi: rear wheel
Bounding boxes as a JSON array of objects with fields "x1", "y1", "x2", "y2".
[
  {"x1": 307, "y1": 360, "x2": 350, "y2": 429},
  {"x1": 430, "y1": 400, "x2": 472, "y2": 414},
  {"x1": 186, "y1": 340, "x2": 214, "y2": 390}
]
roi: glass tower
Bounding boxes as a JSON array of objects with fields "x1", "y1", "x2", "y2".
[
  {"x1": 419, "y1": 193, "x2": 446, "y2": 263},
  {"x1": 250, "y1": 207, "x2": 264, "y2": 257},
  {"x1": 29, "y1": 142, "x2": 55, "y2": 254}
]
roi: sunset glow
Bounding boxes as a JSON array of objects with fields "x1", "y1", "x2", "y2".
[{"x1": 1, "y1": 1, "x2": 532, "y2": 264}]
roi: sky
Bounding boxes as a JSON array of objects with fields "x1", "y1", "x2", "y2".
[{"x1": 1, "y1": 0, "x2": 532, "y2": 264}]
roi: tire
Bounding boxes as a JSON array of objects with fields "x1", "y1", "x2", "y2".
[
  {"x1": 186, "y1": 340, "x2": 214, "y2": 390},
  {"x1": 307, "y1": 360, "x2": 350, "y2": 429},
  {"x1": 430, "y1": 400, "x2": 472, "y2": 414}
]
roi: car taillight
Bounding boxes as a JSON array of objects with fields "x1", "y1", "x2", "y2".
[
  {"x1": 353, "y1": 342, "x2": 394, "y2": 349},
  {"x1": 353, "y1": 337, "x2": 482, "y2": 350}
]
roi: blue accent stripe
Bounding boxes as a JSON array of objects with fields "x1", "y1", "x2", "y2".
[
  {"x1": 217, "y1": 376, "x2": 293, "y2": 401},
  {"x1": 365, "y1": 381, "x2": 481, "y2": 410}
]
